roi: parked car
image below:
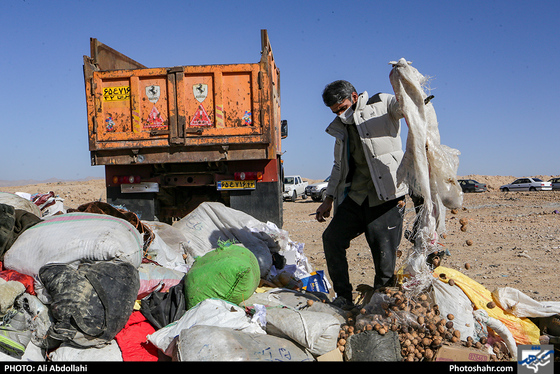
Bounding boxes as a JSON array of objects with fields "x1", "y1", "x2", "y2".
[
  {"x1": 458, "y1": 179, "x2": 487, "y2": 193},
  {"x1": 305, "y1": 176, "x2": 330, "y2": 202},
  {"x1": 500, "y1": 177, "x2": 552, "y2": 192},
  {"x1": 282, "y1": 175, "x2": 308, "y2": 202},
  {"x1": 548, "y1": 177, "x2": 560, "y2": 191}
]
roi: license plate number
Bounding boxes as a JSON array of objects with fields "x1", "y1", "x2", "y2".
[{"x1": 217, "y1": 180, "x2": 256, "y2": 190}]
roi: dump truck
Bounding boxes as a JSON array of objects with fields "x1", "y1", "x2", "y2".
[{"x1": 83, "y1": 30, "x2": 287, "y2": 227}]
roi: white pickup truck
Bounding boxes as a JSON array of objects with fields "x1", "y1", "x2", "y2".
[{"x1": 283, "y1": 175, "x2": 308, "y2": 202}]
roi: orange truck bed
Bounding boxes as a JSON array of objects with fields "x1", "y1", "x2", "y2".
[{"x1": 83, "y1": 30, "x2": 286, "y2": 225}]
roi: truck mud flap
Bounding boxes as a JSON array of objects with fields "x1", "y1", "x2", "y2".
[
  {"x1": 106, "y1": 186, "x2": 156, "y2": 221},
  {"x1": 229, "y1": 180, "x2": 283, "y2": 228}
]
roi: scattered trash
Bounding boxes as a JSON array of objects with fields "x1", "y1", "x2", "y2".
[{"x1": 0, "y1": 172, "x2": 558, "y2": 361}]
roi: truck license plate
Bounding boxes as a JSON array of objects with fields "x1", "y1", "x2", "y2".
[{"x1": 217, "y1": 180, "x2": 256, "y2": 190}]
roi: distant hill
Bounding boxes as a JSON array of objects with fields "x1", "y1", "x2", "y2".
[{"x1": 0, "y1": 176, "x2": 102, "y2": 188}]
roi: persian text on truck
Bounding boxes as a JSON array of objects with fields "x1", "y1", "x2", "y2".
[{"x1": 83, "y1": 30, "x2": 287, "y2": 227}]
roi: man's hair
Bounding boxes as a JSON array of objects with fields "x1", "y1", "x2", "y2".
[{"x1": 322, "y1": 80, "x2": 357, "y2": 107}]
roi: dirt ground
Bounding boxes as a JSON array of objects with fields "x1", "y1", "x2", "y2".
[
  {"x1": 1, "y1": 175, "x2": 559, "y2": 303},
  {"x1": 287, "y1": 175, "x2": 560, "y2": 303}
]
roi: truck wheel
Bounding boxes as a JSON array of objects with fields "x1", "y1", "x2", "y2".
[
  {"x1": 301, "y1": 193, "x2": 307, "y2": 199},
  {"x1": 291, "y1": 191, "x2": 297, "y2": 202}
]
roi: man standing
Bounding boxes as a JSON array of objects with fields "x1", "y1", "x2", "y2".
[{"x1": 315, "y1": 80, "x2": 408, "y2": 310}]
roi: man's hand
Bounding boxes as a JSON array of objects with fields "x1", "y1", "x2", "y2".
[{"x1": 315, "y1": 197, "x2": 333, "y2": 222}]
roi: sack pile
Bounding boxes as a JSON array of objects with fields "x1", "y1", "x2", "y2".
[{"x1": 0, "y1": 195, "x2": 341, "y2": 362}]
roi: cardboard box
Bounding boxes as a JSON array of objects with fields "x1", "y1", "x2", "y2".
[
  {"x1": 316, "y1": 348, "x2": 344, "y2": 362},
  {"x1": 433, "y1": 343, "x2": 491, "y2": 362}
]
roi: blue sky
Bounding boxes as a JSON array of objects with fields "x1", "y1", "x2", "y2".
[{"x1": 1, "y1": 0, "x2": 559, "y2": 181}]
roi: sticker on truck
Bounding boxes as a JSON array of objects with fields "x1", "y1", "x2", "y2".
[
  {"x1": 193, "y1": 83, "x2": 208, "y2": 102},
  {"x1": 103, "y1": 86, "x2": 130, "y2": 101},
  {"x1": 145, "y1": 106, "x2": 165, "y2": 129},
  {"x1": 215, "y1": 104, "x2": 224, "y2": 128},
  {"x1": 146, "y1": 85, "x2": 161, "y2": 103},
  {"x1": 217, "y1": 180, "x2": 256, "y2": 190},
  {"x1": 190, "y1": 104, "x2": 213, "y2": 127}
]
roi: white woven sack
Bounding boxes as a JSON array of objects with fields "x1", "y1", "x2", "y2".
[
  {"x1": 3, "y1": 212, "x2": 143, "y2": 277},
  {"x1": 240, "y1": 288, "x2": 346, "y2": 324},
  {"x1": 492, "y1": 287, "x2": 560, "y2": 318},
  {"x1": 432, "y1": 278, "x2": 477, "y2": 341},
  {"x1": 147, "y1": 298, "x2": 265, "y2": 357},
  {"x1": 0, "y1": 192, "x2": 41, "y2": 217},
  {"x1": 264, "y1": 306, "x2": 340, "y2": 356},
  {"x1": 49, "y1": 340, "x2": 123, "y2": 362},
  {"x1": 172, "y1": 202, "x2": 273, "y2": 277},
  {"x1": 175, "y1": 325, "x2": 314, "y2": 361},
  {"x1": 143, "y1": 229, "x2": 189, "y2": 273}
]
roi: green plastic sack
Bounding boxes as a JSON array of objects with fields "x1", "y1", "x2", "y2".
[{"x1": 184, "y1": 242, "x2": 260, "y2": 309}]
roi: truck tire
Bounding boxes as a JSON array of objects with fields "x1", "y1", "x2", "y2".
[{"x1": 291, "y1": 191, "x2": 297, "y2": 202}]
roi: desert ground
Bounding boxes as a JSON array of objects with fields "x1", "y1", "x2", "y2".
[{"x1": 1, "y1": 175, "x2": 559, "y2": 303}]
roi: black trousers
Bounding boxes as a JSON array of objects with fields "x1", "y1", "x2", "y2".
[{"x1": 322, "y1": 196, "x2": 404, "y2": 301}]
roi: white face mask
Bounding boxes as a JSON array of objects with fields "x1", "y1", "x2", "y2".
[{"x1": 339, "y1": 106, "x2": 354, "y2": 124}]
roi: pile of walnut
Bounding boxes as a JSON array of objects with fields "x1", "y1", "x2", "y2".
[{"x1": 336, "y1": 287, "x2": 512, "y2": 361}]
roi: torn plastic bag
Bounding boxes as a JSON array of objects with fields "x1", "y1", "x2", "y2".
[
  {"x1": 492, "y1": 287, "x2": 560, "y2": 318},
  {"x1": 140, "y1": 276, "x2": 186, "y2": 330},
  {"x1": 300, "y1": 270, "x2": 330, "y2": 293},
  {"x1": 31, "y1": 191, "x2": 66, "y2": 217},
  {"x1": 14, "y1": 293, "x2": 52, "y2": 349},
  {"x1": 389, "y1": 58, "x2": 463, "y2": 294},
  {"x1": 246, "y1": 220, "x2": 315, "y2": 281},
  {"x1": 173, "y1": 202, "x2": 274, "y2": 277},
  {"x1": 474, "y1": 309, "x2": 518, "y2": 360},
  {"x1": 262, "y1": 306, "x2": 340, "y2": 356},
  {"x1": 143, "y1": 221, "x2": 189, "y2": 272},
  {"x1": 174, "y1": 325, "x2": 314, "y2": 361},
  {"x1": 4, "y1": 213, "x2": 143, "y2": 278},
  {"x1": 147, "y1": 298, "x2": 265, "y2": 357},
  {"x1": 38, "y1": 260, "x2": 139, "y2": 347},
  {"x1": 137, "y1": 262, "x2": 184, "y2": 299},
  {"x1": 389, "y1": 58, "x2": 463, "y2": 212}
]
